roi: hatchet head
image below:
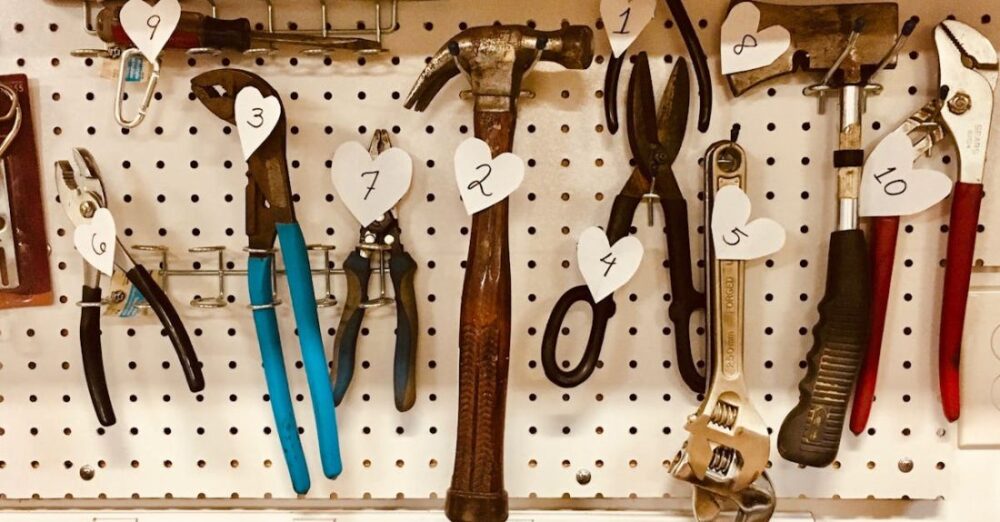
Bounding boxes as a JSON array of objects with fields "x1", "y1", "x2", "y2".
[
  {"x1": 404, "y1": 24, "x2": 594, "y2": 114},
  {"x1": 725, "y1": 1, "x2": 900, "y2": 96}
]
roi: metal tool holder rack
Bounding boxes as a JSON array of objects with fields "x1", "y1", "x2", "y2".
[{"x1": 5, "y1": 0, "x2": 1000, "y2": 520}]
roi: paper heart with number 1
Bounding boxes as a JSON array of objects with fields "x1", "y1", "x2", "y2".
[
  {"x1": 234, "y1": 87, "x2": 282, "y2": 161},
  {"x1": 577, "y1": 227, "x2": 644, "y2": 302},
  {"x1": 600, "y1": 0, "x2": 657, "y2": 57},
  {"x1": 119, "y1": 0, "x2": 182, "y2": 63},
  {"x1": 73, "y1": 208, "x2": 118, "y2": 277},
  {"x1": 860, "y1": 127, "x2": 953, "y2": 217},
  {"x1": 720, "y1": 2, "x2": 790, "y2": 74},
  {"x1": 454, "y1": 138, "x2": 525, "y2": 215},
  {"x1": 712, "y1": 185, "x2": 786, "y2": 261},
  {"x1": 331, "y1": 141, "x2": 413, "y2": 227}
]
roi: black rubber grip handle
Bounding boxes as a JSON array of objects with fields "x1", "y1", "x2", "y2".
[
  {"x1": 81, "y1": 284, "x2": 116, "y2": 427},
  {"x1": 390, "y1": 251, "x2": 419, "y2": 412},
  {"x1": 541, "y1": 285, "x2": 617, "y2": 387},
  {"x1": 603, "y1": 53, "x2": 626, "y2": 135},
  {"x1": 331, "y1": 250, "x2": 372, "y2": 405},
  {"x1": 125, "y1": 265, "x2": 204, "y2": 393},
  {"x1": 778, "y1": 229, "x2": 871, "y2": 467},
  {"x1": 663, "y1": 197, "x2": 707, "y2": 393},
  {"x1": 665, "y1": 0, "x2": 712, "y2": 133},
  {"x1": 200, "y1": 16, "x2": 253, "y2": 51}
]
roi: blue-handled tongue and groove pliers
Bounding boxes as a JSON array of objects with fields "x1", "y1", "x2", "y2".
[{"x1": 190, "y1": 68, "x2": 342, "y2": 494}]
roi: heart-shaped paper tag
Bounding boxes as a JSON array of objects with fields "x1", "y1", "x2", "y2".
[
  {"x1": 860, "y1": 128, "x2": 953, "y2": 217},
  {"x1": 74, "y1": 208, "x2": 118, "y2": 277},
  {"x1": 331, "y1": 141, "x2": 413, "y2": 227},
  {"x1": 454, "y1": 138, "x2": 525, "y2": 215},
  {"x1": 577, "y1": 227, "x2": 644, "y2": 302},
  {"x1": 720, "y1": 2, "x2": 791, "y2": 75},
  {"x1": 235, "y1": 87, "x2": 282, "y2": 161},
  {"x1": 600, "y1": 0, "x2": 657, "y2": 57},
  {"x1": 712, "y1": 185, "x2": 786, "y2": 260},
  {"x1": 119, "y1": 0, "x2": 182, "y2": 63}
]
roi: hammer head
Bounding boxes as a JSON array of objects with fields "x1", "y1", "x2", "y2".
[
  {"x1": 725, "y1": 1, "x2": 899, "y2": 96},
  {"x1": 405, "y1": 24, "x2": 594, "y2": 113}
]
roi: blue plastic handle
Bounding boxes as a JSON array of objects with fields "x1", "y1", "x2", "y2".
[
  {"x1": 277, "y1": 222, "x2": 343, "y2": 478},
  {"x1": 248, "y1": 255, "x2": 310, "y2": 494}
]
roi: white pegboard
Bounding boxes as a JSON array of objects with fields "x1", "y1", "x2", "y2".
[{"x1": 6, "y1": 0, "x2": 1000, "y2": 518}]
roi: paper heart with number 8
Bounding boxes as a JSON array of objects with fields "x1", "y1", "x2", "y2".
[
  {"x1": 73, "y1": 208, "x2": 118, "y2": 277},
  {"x1": 721, "y1": 2, "x2": 790, "y2": 74},
  {"x1": 712, "y1": 185, "x2": 785, "y2": 260},
  {"x1": 577, "y1": 226, "x2": 644, "y2": 302},
  {"x1": 119, "y1": 0, "x2": 182, "y2": 63},
  {"x1": 454, "y1": 138, "x2": 525, "y2": 215},
  {"x1": 331, "y1": 141, "x2": 413, "y2": 227},
  {"x1": 860, "y1": 128, "x2": 953, "y2": 217}
]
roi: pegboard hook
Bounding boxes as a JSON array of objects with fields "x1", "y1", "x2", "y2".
[{"x1": 114, "y1": 48, "x2": 161, "y2": 129}]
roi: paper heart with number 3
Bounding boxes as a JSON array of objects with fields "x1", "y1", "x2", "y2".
[
  {"x1": 577, "y1": 227, "x2": 644, "y2": 302},
  {"x1": 331, "y1": 141, "x2": 413, "y2": 227},
  {"x1": 235, "y1": 87, "x2": 282, "y2": 161},
  {"x1": 860, "y1": 128, "x2": 953, "y2": 217},
  {"x1": 119, "y1": 0, "x2": 182, "y2": 63},
  {"x1": 712, "y1": 185, "x2": 786, "y2": 260},
  {"x1": 720, "y1": 2, "x2": 790, "y2": 74},
  {"x1": 600, "y1": 0, "x2": 657, "y2": 57},
  {"x1": 73, "y1": 208, "x2": 118, "y2": 277},
  {"x1": 454, "y1": 138, "x2": 525, "y2": 215}
]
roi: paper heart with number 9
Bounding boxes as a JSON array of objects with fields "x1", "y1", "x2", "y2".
[
  {"x1": 454, "y1": 137, "x2": 525, "y2": 215},
  {"x1": 860, "y1": 128, "x2": 953, "y2": 217},
  {"x1": 235, "y1": 87, "x2": 282, "y2": 161},
  {"x1": 720, "y1": 2, "x2": 790, "y2": 74},
  {"x1": 577, "y1": 227, "x2": 644, "y2": 302},
  {"x1": 600, "y1": 0, "x2": 657, "y2": 57},
  {"x1": 119, "y1": 0, "x2": 182, "y2": 63},
  {"x1": 73, "y1": 208, "x2": 118, "y2": 277},
  {"x1": 331, "y1": 141, "x2": 413, "y2": 227},
  {"x1": 712, "y1": 185, "x2": 786, "y2": 260}
]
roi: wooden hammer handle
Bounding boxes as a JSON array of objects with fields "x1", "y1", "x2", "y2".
[{"x1": 445, "y1": 111, "x2": 515, "y2": 522}]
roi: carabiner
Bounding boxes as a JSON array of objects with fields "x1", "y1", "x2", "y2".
[
  {"x1": 114, "y1": 48, "x2": 161, "y2": 129},
  {"x1": 0, "y1": 83, "x2": 22, "y2": 159}
]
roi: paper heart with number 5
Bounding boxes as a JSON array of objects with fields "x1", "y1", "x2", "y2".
[
  {"x1": 454, "y1": 138, "x2": 525, "y2": 215},
  {"x1": 119, "y1": 0, "x2": 182, "y2": 63},
  {"x1": 73, "y1": 208, "x2": 118, "y2": 277},
  {"x1": 331, "y1": 141, "x2": 413, "y2": 227},
  {"x1": 235, "y1": 87, "x2": 282, "y2": 161},
  {"x1": 720, "y1": 2, "x2": 790, "y2": 74},
  {"x1": 577, "y1": 227, "x2": 644, "y2": 302},
  {"x1": 600, "y1": 0, "x2": 656, "y2": 57},
  {"x1": 712, "y1": 185, "x2": 785, "y2": 260},
  {"x1": 860, "y1": 128, "x2": 953, "y2": 217}
]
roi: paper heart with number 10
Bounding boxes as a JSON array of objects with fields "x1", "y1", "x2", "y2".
[
  {"x1": 453, "y1": 138, "x2": 525, "y2": 215},
  {"x1": 860, "y1": 128, "x2": 953, "y2": 217},
  {"x1": 331, "y1": 141, "x2": 413, "y2": 227},
  {"x1": 577, "y1": 226, "x2": 644, "y2": 302},
  {"x1": 119, "y1": 0, "x2": 182, "y2": 63},
  {"x1": 712, "y1": 185, "x2": 786, "y2": 261},
  {"x1": 720, "y1": 2, "x2": 791, "y2": 74}
]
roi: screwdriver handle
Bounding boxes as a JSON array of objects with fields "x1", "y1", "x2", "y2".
[{"x1": 97, "y1": 7, "x2": 252, "y2": 52}]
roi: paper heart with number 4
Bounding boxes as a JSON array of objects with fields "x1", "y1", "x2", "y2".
[
  {"x1": 600, "y1": 0, "x2": 657, "y2": 57},
  {"x1": 712, "y1": 185, "x2": 785, "y2": 260},
  {"x1": 454, "y1": 138, "x2": 525, "y2": 215},
  {"x1": 235, "y1": 87, "x2": 281, "y2": 161},
  {"x1": 73, "y1": 208, "x2": 118, "y2": 277},
  {"x1": 119, "y1": 0, "x2": 182, "y2": 63},
  {"x1": 860, "y1": 128, "x2": 953, "y2": 217},
  {"x1": 721, "y1": 2, "x2": 790, "y2": 74},
  {"x1": 577, "y1": 227, "x2": 644, "y2": 302},
  {"x1": 331, "y1": 141, "x2": 413, "y2": 227}
]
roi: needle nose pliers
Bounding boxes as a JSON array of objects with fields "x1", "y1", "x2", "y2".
[
  {"x1": 191, "y1": 68, "x2": 342, "y2": 493},
  {"x1": 55, "y1": 148, "x2": 204, "y2": 427}
]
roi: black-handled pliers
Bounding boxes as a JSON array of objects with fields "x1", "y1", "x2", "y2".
[
  {"x1": 55, "y1": 148, "x2": 204, "y2": 427},
  {"x1": 331, "y1": 130, "x2": 419, "y2": 412},
  {"x1": 542, "y1": 52, "x2": 706, "y2": 392}
]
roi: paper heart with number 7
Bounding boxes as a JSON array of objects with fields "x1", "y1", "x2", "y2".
[
  {"x1": 720, "y1": 2, "x2": 790, "y2": 75},
  {"x1": 454, "y1": 137, "x2": 525, "y2": 215},
  {"x1": 712, "y1": 185, "x2": 786, "y2": 260},
  {"x1": 860, "y1": 128, "x2": 953, "y2": 217},
  {"x1": 331, "y1": 141, "x2": 413, "y2": 227},
  {"x1": 577, "y1": 226, "x2": 644, "y2": 302},
  {"x1": 119, "y1": 0, "x2": 182, "y2": 63}
]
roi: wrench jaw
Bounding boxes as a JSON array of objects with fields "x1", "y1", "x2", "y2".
[
  {"x1": 680, "y1": 392, "x2": 770, "y2": 492},
  {"x1": 671, "y1": 449, "x2": 776, "y2": 522}
]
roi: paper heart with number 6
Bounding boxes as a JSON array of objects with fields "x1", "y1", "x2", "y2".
[
  {"x1": 860, "y1": 128, "x2": 953, "y2": 217},
  {"x1": 577, "y1": 227, "x2": 644, "y2": 302},
  {"x1": 720, "y1": 2, "x2": 790, "y2": 74},
  {"x1": 235, "y1": 87, "x2": 281, "y2": 161},
  {"x1": 331, "y1": 141, "x2": 413, "y2": 227},
  {"x1": 119, "y1": 0, "x2": 182, "y2": 63},
  {"x1": 600, "y1": 0, "x2": 656, "y2": 57},
  {"x1": 454, "y1": 137, "x2": 525, "y2": 215},
  {"x1": 712, "y1": 185, "x2": 786, "y2": 260},
  {"x1": 73, "y1": 208, "x2": 118, "y2": 277}
]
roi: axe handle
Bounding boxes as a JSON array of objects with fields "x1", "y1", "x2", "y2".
[{"x1": 445, "y1": 111, "x2": 514, "y2": 522}]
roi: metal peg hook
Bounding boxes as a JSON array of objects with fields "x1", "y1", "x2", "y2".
[
  {"x1": 243, "y1": 246, "x2": 284, "y2": 309},
  {"x1": 132, "y1": 245, "x2": 170, "y2": 311},
  {"x1": 188, "y1": 246, "x2": 228, "y2": 308},
  {"x1": 308, "y1": 244, "x2": 338, "y2": 308},
  {"x1": 358, "y1": 243, "x2": 393, "y2": 309}
]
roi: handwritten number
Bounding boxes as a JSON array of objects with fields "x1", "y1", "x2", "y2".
[
  {"x1": 146, "y1": 14, "x2": 162, "y2": 41},
  {"x1": 467, "y1": 163, "x2": 494, "y2": 197},
  {"x1": 874, "y1": 166, "x2": 907, "y2": 196},
  {"x1": 614, "y1": 6, "x2": 632, "y2": 34},
  {"x1": 361, "y1": 170, "x2": 380, "y2": 200},
  {"x1": 246, "y1": 107, "x2": 265, "y2": 129},
  {"x1": 600, "y1": 253, "x2": 618, "y2": 277},
  {"x1": 90, "y1": 233, "x2": 108, "y2": 256},
  {"x1": 723, "y1": 227, "x2": 750, "y2": 246},
  {"x1": 733, "y1": 34, "x2": 758, "y2": 55}
]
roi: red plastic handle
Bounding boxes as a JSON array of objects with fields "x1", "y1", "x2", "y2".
[
  {"x1": 850, "y1": 215, "x2": 899, "y2": 435},
  {"x1": 940, "y1": 181, "x2": 983, "y2": 422}
]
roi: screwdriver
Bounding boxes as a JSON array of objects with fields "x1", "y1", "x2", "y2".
[{"x1": 95, "y1": 6, "x2": 382, "y2": 53}]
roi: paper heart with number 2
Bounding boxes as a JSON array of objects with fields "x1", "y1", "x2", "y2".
[
  {"x1": 577, "y1": 227, "x2": 644, "y2": 302},
  {"x1": 119, "y1": 0, "x2": 182, "y2": 63},
  {"x1": 712, "y1": 185, "x2": 785, "y2": 260},
  {"x1": 860, "y1": 128, "x2": 952, "y2": 217},
  {"x1": 331, "y1": 141, "x2": 413, "y2": 227},
  {"x1": 720, "y1": 2, "x2": 790, "y2": 74},
  {"x1": 454, "y1": 138, "x2": 525, "y2": 215}
]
